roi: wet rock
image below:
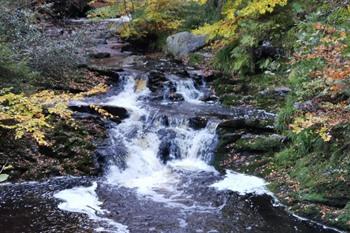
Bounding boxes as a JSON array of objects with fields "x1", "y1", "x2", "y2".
[
  {"x1": 135, "y1": 79, "x2": 147, "y2": 93},
  {"x1": 200, "y1": 94, "x2": 218, "y2": 102},
  {"x1": 157, "y1": 115, "x2": 169, "y2": 127},
  {"x1": 168, "y1": 93, "x2": 184, "y2": 102},
  {"x1": 147, "y1": 71, "x2": 167, "y2": 92},
  {"x1": 122, "y1": 55, "x2": 145, "y2": 67},
  {"x1": 89, "y1": 52, "x2": 111, "y2": 59},
  {"x1": 166, "y1": 32, "x2": 207, "y2": 59},
  {"x1": 87, "y1": 65, "x2": 123, "y2": 77},
  {"x1": 189, "y1": 117, "x2": 208, "y2": 130},
  {"x1": 158, "y1": 129, "x2": 176, "y2": 139},
  {"x1": 69, "y1": 105, "x2": 128, "y2": 122},
  {"x1": 157, "y1": 129, "x2": 181, "y2": 163},
  {"x1": 217, "y1": 118, "x2": 274, "y2": 132},
  {"x1": 219, "y1": 132, "x2": 242, "y2": 142}
]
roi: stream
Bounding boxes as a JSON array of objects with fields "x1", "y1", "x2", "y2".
[{"x1": 0, "y1": 19, "x2": 343, "y2": 233}]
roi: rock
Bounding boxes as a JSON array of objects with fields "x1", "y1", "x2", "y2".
[
  {"x1": 157, "y1": 115, "x2": 169, "y2": 127},
  {"x1": 200, "y1": 94, "x2": 218, "y2": 102},
  {"x1": 217, "y1": 118, "x2": 274, "y2": 132},
  {"x1": 135, "y1": 79, "x2": 147, "y2": 93},
  {"x1": 234, "y1": 134, "x2": 286, "y2": 152},
  {"x1": 147, "y1": 71, "x2": 167, "y2": 92},
  {"x1": 260, "y1": 86, "x2": 291, "y2": 97},
  {"x1": 189, "y1": 117, "x2": 208, "y2": 130},
  {"x1": 253, "y1": 40, "x2": 284, "y2": 61},
  {"x1": 166, "y1": 32, "x2": 207, "y2": 59},
  {"x1": 157, "y1": 129, "x2": 181, "y2": 163},
  {"x1": 274, "y1": 87, "x2": 291, "y2": 96},
  {"x1": 89, "y1": 52, "x2": 111, "y2": 59},
  {"x1": 294, "y1": 100, "x2": 318, "y2": 112},
  {"x1": 69, "y1": 104, "x2": 129, "y2": 122},
  {"x1": 168, "y1": 93, "x2": 184, "y2": 102},
  {"x1": 188, "y1": 69, "x2": 216, "y2": 83},
  {"x1": 87, "y1": 64, "x2": 123, "y2": 77},
  {"x1": 122, "y1": 55, "x2": 145, "y2": 67}
]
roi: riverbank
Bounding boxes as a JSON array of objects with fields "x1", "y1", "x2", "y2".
[{"x1": 0, "y1": 4, "x2": 117, "y2": 181}]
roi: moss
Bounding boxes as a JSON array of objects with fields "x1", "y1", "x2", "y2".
[
  {"x1": 336, "y1": 203, "x2": 350, "y2": 229},
  {"x1": 274, "y1": 148, "x2": 299, "y2": 167},
  {"x1": 234, "y1": 134, "x2": 284, "y2": 152},
  {"x1": 214, "y1": 72, "x2": 288, "y2": 110},
  {"x1": 87, "y1": 4, "x2": 123, "y2": 19},
  {"x1": 187, "y1": 53, "x2": 205, "y2": 66},
  {"x1": 301, "y1": 193, "x2": 327, "y2": 203}
]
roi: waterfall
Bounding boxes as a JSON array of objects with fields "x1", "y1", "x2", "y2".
[{"x1": 51, "y1": 70, "x2": 335, "y2": 233}]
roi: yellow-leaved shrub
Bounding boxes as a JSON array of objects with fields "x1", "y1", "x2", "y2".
[
  {"x1": 194, "y1": 0, "x2": 288, "y2": 45},
  {"x1": 0, "y1": 84, "x2": 108, "y2": 146}
]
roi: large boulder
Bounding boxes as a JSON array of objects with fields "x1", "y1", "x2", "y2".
[{"x1": 166, "y1": 32, "x2": 207, "y2": 59}]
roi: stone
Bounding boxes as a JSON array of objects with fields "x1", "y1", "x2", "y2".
[
  {"x1": 260, "y1": 86, "x2": 291, "y2": 97},
  {"x1": 234, "y1": 134, "x2": 286, "y2": 152},
  {"x1": 200, "y1": 94, "x2": 218, "y2": 102},
  {"x1": 168, "y1": 93, "x2": 184, "y2": 102},
  {"x1": 122, "y1": 55, "x2": 145, "y2": 67},
  {"x1": 135, "y1": 79, "x2": 147, "y2": 93},
  {"x1": 217, "y1": 118, "x2": 274, "y2": 132},
  {"x1": 189, "y1": 117, "x2": 208, "y2": 130},
  {"x1": 157, "y1": 129, "x2": 181, "y2": 163},
  {"x1": 294, "y1": 100, "x2": 318, "y2": 112},
  {"x1": 69, "y1": 104, "x2": 129, "y2": 122},
  {"x1": 89, "y1": 52, "x2": 111, "y2": 59},
  {"x1": 166, "y1": 32, "x2": 207, "y2": 59},
  {"x1": 147, "y1": 71, "x2": 167, "y2": 92}
]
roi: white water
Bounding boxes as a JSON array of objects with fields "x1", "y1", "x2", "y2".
[
  {"x1": 210, "y1": 170, "x2": 271, "y2": 195},
  {"x1": 54, "y1": 182, "x2": 129, "y2": 233},
  {"x1": 54, "y1": 73, "x2": 271, "y2": 231},
  {"x1": 167, "y1": 74, "x2": 204, "y2": 104}
]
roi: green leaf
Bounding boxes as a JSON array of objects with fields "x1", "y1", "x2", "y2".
[{"x1": 0, "y1": 174, "x2": 9, "y2": 182}]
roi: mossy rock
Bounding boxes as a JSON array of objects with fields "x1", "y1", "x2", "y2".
[{"x1": 234, "y1": 134, "x2": 285, "y2": 152}]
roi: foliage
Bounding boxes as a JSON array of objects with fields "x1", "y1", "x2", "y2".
[
  {"x1": 0, "y1": 84, "x2": 108, "y2": 146},
  {"x1": 87, "y1": 0, "x2": 132, "y2": 18},
  {"x1": 288, "y1": 22, "x2": 350, "y2": 142},
  {"x1": 119, "y1": 0, "x2": 184, "y2": 40},
  {"x1": 0, "y1": 6, "x2": 88, "y2": 90},
  {"x1": 0, "y1": 164, "x2": 12, "y2": 183},
  {"x1": 194, "y1": 0, "x2": 293, "y2": 75},
  {"x1": 267, "y1": 4, "x2": 350, "y2": 230},
  {"x1": 194, "y1": 0, "x2": 288, "y2": 44}
]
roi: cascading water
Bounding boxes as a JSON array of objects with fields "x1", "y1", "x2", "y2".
[
  {"x1": 0, "y1": 19, "x2": 341, "y2": 233},
  {"x1": 167, "y1": 74, "x2": 204, "y2": 104},
  {"x1": 52, "y1": 71, "x2": 340, "y2": 233}
]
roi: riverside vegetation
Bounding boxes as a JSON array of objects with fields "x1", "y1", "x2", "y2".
[{"x1": 1, "y1": 0, "x2": 350, "y2": 231}]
